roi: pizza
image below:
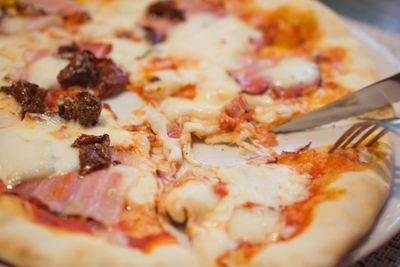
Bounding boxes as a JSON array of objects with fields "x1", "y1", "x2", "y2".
[{"x1": 0, "y1": 0, "x2": 392, "y2": 266}]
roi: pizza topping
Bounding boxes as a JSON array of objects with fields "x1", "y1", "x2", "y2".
[
  {"x1": 229, "y1": 57, "x2": 274, "y2": 95},
  {"x1": 71, "y1": 134, "x2": 112, "y2": 175},
  {"x1": 142, "y1": 1, "x2": 185, "y2": 44},
  {"x1": 57, "y1": 49, "x2": 98, "y2": 88},
  {"x1": 213, "y1": 180, "x2": 229, "y2": 197},
  {"x1": 220, "y1": 95, "x2": 254, "y2": 131},
  {"x1": 57, "y1": 46, "x2": 128, "y2": 98},
  {"x1": 147, "y1": 1, "x2": 185, "y2": 22},
  {"x1": 80, "y1": 42, "x2": 112, "y2": 59},
  {"x1": 12, "y1": 167, "x2": 127, "y2": 225},
  {"x1": 17, "y1": 0, "x2": 85, "y2": 18},
  {"x1": 0, "y1": 80, "x2": 48, "y2": 119},
  {"x1": 175, "y1": 0, "x2": 225, "y2": 16},
  {"x1": 57, "y1": 91, "x2": 101, "y2": 127},
  {"x1": 95, "y1": 58, "x2": 129, "y2": 98}
]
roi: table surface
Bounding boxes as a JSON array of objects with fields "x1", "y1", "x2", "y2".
[{"x1": 320, "y1": 1, "x2": 400, "y2": 266}]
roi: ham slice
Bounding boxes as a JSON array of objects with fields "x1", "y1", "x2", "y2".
[
  {"x1": 229, "y1": 56, "x2": 274, "y2": 95},
  {"x1": 176, "y1": 0, "x2": 225, "y2": 16},
  {"x1": 80, "y1": 43, "x2": 113, "y2": 59},
  {"x1": 18, "y1": 0, "x2": 84, "y2": 17},
  {"x1": 12, "y1": 168, "x2": 126, "y2": 225}
]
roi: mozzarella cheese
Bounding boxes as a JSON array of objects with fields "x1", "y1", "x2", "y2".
[
  {"x1": 262, "y1": 57, "x2": 320, "y2": 89},
  {"x1": 0, "y1": 121, "x2": 78, "y2": 185},
  {"x1": 28, "y1": 56, "x2": 68, "y2": 88}
]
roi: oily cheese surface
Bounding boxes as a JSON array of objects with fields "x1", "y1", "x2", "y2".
[{"x1": 0, "y1": 0, "x2": 392, "y2": 267}]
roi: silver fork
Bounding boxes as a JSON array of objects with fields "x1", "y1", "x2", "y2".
[{"x1": 329, "y1": 117, "x2": 400, "y2": 153}]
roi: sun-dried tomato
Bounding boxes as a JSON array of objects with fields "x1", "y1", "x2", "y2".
[
  {"x1": 95, "y1": 58, "x2": 129, "y2": 99},
  {"x1": 147, "y1": 1, "x2": 185, "y2": 21},
  {"x1": 57, "y1": 92, "x2": 101, "y2": 127},
  {"x1": 1, "y1": 80, "x2": 48, "y2": 119},
  {"x1": 71, "y1": 134, "x2": 112, "y2": 175},
  {"x1": 57, "y1": 50, "x2": 98, "y2": 88}
]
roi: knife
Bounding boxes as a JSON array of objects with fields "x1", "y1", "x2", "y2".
[{"x1": 270, "y1": 73, "x2": 400, "y2": 133}]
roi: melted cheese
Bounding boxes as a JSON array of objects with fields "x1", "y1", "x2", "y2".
[
  {"x1": 145, "y1": 107, "x2": 182, "y2": 162},
  {"x1": 28, "y1": 56, "x2": 68, "y2": 88},
  {"x1": 163, "y1": 14, "x2": 260, "y2": 67},
  {"x1": 262, "y1": 57, "x2": 319, "y2": 89},
  {"x1": 218, "y1": 164, "x2": 309, "y2": 207},
  {"x1": 0, "y1": 121, "x2": 78, "y2": 185}
]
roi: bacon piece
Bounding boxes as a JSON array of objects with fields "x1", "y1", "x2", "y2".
[
  {"x1": 0, "y1": 80, "x2": 48, "y2": 119},
  {"x1": 167, "y1": 123, "x2": 181, "y2": 138},
  {"x1": 72, "y1": 134, "x2": 113, "y2": 175},
  {"x1": 143, "y1": 18, "x2": 176, "y2": 44},
  {"x1": 213, "y1": 180, "x2": 229, "y2": 197},
  {"x1": 18, "y1": 0, "x2": 85, "y2": 17},
  {"x1": 12, "y1": 169, "x2": 125, "y2": 225},
  {"x1": 81, "y1": 43, "x2": 112, "y2": 59},
  {"x1": 220, "y1": 95, "x2": 254, "y2": 131}
]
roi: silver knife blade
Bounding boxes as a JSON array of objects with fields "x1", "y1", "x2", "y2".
[{"x1": 270, "y1": 73, "x2": 400, "y2": 133}]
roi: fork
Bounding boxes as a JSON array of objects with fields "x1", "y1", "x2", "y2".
[{"x1": 328, "y1": 117, "x2": 400, "y2": 153}]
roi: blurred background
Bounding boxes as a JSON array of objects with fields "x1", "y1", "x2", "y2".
[{"x1": 320, "y1": 0, "x2": 400, "y2": 59}]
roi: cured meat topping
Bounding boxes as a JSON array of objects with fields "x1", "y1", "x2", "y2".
[
  {"x1": 57, "y1": 92, "x2": 101, "y2": 127},
  {"x1": 220, "y1": 96, "x2": 255, "y2": 131},
  {"x1": 57, "y1": 45, "x2": 128, "y2": 98},
  {"x1": 72, "y1": 134, "x2": 112, "y2": 175},
  {"x1": 147, "y1": 1, "x2": 185, "y2": 21},
  {"x1": 0, "y1": 80, "x2": 48, "y2": 119}
]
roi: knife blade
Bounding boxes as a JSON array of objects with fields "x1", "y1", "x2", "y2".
[{"x1": 270, "y1": 72, "x2": 400, "y2": 133}]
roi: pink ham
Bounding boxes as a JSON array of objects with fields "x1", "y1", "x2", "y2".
[
  {"x1": 80, "y1": 43, "x2": 113, "y2": 59},
  {"x1": 176, "y1": 0, "x2": 225, "y2": 16},
  {"x1": 18, "y1": 0, "x2": 84, "y2": 17},
  {"x1": 229, "y1": 56, "x2": 274, "y2": 95},
  {"x1": 12, "y1": 169, "x2": 127, "y2": 225}
]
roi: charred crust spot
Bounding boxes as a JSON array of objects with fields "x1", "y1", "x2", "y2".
[
  {"x1": 71, "y1": 134, "x2": 112, "y2": 175},
  {"x1": 147, "y1": 1, "x2": 185, "y2": 21},
  {"x1": 57, "y1": 92, "x2": 101, "y2": 127},
  {"x1": 0, "y1": 80, "x2": 48, "y2": 119},
  {"x1": 57, "y1": 50, "x2": 98, "y2": 88}
]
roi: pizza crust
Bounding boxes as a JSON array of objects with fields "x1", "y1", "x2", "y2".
[
  {"x1": 255, "y1": 0, "x2": 379, "y2": 90},
  {"x1": 0, "y1": 195, "x2": 201, "y2": 267},
  {"x1": 250, "y1": 144, "x2": 392, "y2": 266}
]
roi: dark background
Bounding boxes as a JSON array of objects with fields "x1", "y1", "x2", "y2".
[{"x1": 320, "y1": 0, "x2": 400, "y2": 34}]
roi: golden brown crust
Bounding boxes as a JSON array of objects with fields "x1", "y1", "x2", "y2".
[{"x1": 0, "y1": 195, "x2": 200, "y2": 267}]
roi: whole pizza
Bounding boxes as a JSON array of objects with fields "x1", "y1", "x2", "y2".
[{"x1": 0, "y1": 0, "x2": 392, "y2": 266}]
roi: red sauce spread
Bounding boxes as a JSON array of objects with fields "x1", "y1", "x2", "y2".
[{"x1": 277, "y1": 147, "x2": 365, "y2": 239}]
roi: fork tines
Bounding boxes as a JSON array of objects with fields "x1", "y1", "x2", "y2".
[{"x1": 328, "y1": 121, "x2": 388, "y2": 153}]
